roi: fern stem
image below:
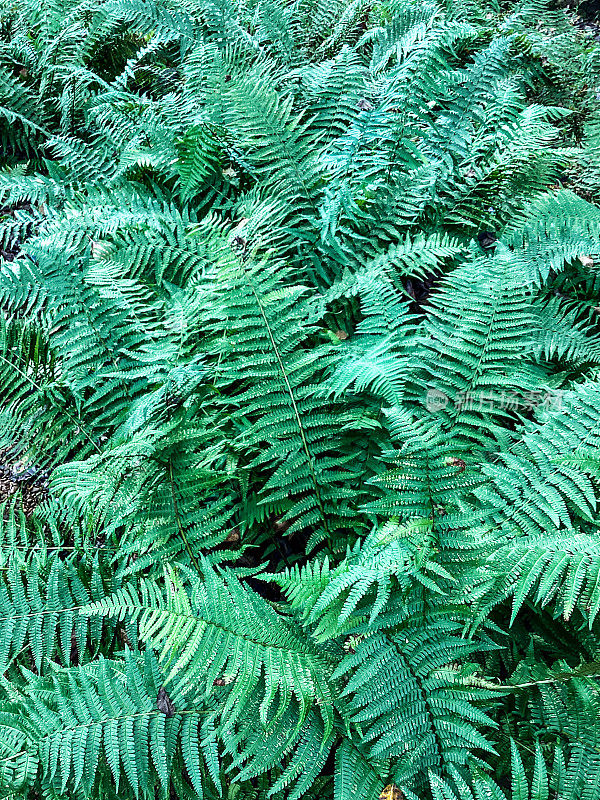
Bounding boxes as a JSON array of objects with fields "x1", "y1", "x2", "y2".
[
  {"x1": 168, "y1": 460, "x2": 201, "y2": 572},
  {"x1": 243, "y1": 266, "x2": 334, "y2": 552}
]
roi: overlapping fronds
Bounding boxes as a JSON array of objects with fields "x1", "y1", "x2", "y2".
[{"x1": 1, "y1": 0, "x2": 600, "y2": 798}]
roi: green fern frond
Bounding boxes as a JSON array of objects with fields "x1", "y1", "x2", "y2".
[{"x1": 83, "y1": 564, "x2": 336, "y2": 737}]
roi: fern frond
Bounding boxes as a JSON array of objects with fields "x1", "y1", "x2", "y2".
[{"x1": 83, "y1": 564, "x2": 336, "y2": 736}]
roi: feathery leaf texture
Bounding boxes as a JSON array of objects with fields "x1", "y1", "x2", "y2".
[{"x1": 0, "y1": 0, "x2": 600, "y2": 798}]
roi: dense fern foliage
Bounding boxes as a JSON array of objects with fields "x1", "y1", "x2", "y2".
[{"x1": 2, "y1": 0, "x2": 600, "y2": 798}]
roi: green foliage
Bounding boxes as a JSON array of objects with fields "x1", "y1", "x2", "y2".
[{"x1": 1, "y1": 0, "x2": 600, "y2": 798}]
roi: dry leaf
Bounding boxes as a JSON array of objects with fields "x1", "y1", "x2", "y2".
[
  {"x1": 445, "y1": 456, "x2": 466, "y2": 473},
  {"x1": 225, "y1": 526, "x2": 241, "y2": 544},
  {"x1": 214, "y1": 675, "x2": 236, "y2": 686},
  {"x1": 580, "y1": 255, "x2": 594, "y2": 267},
  {"x1": 380, "y1": 784, "x2": 405, "y2": 800},
  {"x1": 157, "y1": 687, "x2": 175, "y2": 717}
]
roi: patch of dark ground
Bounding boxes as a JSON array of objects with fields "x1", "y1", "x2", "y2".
[{"x1": 0, "y1": 449, "x2": 48, "y2": 516}]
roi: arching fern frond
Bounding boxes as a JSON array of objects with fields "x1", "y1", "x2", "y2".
[{"x1": 83, "y1": 564, "x2": 336, "y2": 737}]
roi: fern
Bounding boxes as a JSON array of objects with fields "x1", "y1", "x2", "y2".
[
  {"x1": 83, "y1": 564, "x2": 336, "y2": 736},
  {"x1": 1, "y1": 0, "x2": 600, "y2": 798}
]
